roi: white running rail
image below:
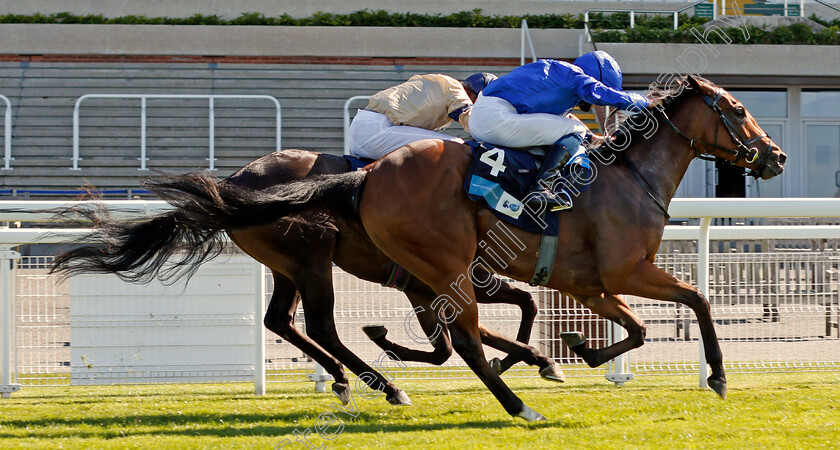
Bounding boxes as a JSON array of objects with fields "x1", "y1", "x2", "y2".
[{"x1": 2, "y1": 198, "x2": 840, "y2": 397}]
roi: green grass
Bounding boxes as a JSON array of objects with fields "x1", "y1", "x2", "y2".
[{"x1": 1, "y1": 372, "x2": 838, "y2": 449}]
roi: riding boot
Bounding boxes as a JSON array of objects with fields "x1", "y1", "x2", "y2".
[{"x1": 525, "y1": 134, "x2": 583, "y2": 211}]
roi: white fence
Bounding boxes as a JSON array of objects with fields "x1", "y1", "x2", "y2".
[
  {"x1": 1, "y1": 199, "x2": 840, "y2": 398},
  {"x1": 72, "y1": 94, "x2": 282, "y2": 171}
]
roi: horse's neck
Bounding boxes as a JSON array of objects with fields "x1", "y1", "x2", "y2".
[{"x1": 622, "y1": 101, "x2": 706, "y2": 207}]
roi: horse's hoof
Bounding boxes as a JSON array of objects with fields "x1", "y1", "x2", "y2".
[
  {"x1": 331, "y1": 382, "x2": 350, "y2": 405},
  {"x1": 362, "y1": 325, "x2": 388, "y2": 340},
  {"x1": 489, "y1": 357, "x2": 504, "y2": 375},
  {"x1": 539, "y1": 362, "x2": 566, "y2": 383},
  {"x1": 386, "y1": 389, "x2": 412, "y2": 406},
  {"x1": 560, "y1": 331, "x2": 586, "y2": 348},
  {"x1": 708, "y1": 377, "x2": 727, "y2": 400},
  {"x1": 517, "y1": 404, "x2": 547, "y2": 422}
]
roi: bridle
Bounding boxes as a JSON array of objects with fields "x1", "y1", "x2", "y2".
[
  {"x1": 657, "y1": 89, "x2": 773, "y2": 179},
  {"x1": 614, "y1": 85, "x2": 775, "y2": 220}
]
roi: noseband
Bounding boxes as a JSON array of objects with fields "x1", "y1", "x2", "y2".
[{"x1": 658, "y1": 89, "x2": 772, "y2": 179}]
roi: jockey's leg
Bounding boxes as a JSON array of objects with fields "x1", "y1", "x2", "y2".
[
  {"x1": 348, "y1": 110, "x2": 463, "y2": 160},
  {"x1": 525, "y1": 133, "x2": 588, "y2": 211}
]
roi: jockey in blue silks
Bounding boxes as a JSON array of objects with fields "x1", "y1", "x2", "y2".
[{"x1": 469, "y1": 51, "x2": 654, "y2": 210}]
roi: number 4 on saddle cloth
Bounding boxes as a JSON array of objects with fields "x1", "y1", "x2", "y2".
[{"x1": 464, "y1": 140, "x2": 593, "y2": 236}]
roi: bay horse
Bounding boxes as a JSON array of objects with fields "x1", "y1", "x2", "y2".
[
  {"x1": 109, "y1": 74, "x2": 785, "y2": 420},
  {"x1": 49, "y1": 150, "x2": 563, "y2": 406}
]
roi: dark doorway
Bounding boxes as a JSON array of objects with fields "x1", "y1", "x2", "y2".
[{"x1": 715, "y1": 160, "x2": 745, "y2": 197}]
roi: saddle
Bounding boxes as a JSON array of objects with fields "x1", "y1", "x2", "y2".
[{"x1": 344, "y1": 155, "x2": 375, "y2": 171}]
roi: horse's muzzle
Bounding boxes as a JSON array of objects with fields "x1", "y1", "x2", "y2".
[{"x1": 760, "y1": 152, "x2": 786, "y2": 180}]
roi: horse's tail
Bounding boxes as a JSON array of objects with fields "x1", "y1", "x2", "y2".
[{"x1": 50, "y1": 170, "x2": 366, "y2": 284}]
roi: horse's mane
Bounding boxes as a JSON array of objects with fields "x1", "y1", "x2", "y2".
[{"x1": 601, "y1": 75, "x2": 711, "y2": 153}]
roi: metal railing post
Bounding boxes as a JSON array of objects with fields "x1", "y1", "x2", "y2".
[
  {"x1": 584, "y1": 11, "x2": 591, "y2": 42},
  {"x1": 274, "y1": 100, "x2": 282, "y2": 153},
  {"x1": 1, "y1": 246, "x2": 21, "y2": 398},
  {"x1": 254, "y1": 261, "x2": 266, "y2": 395},
  {"x1": 606, "y1": 320, "x2": 634, "y2": 386},
  {"x1": 208, "y1": 97, "x2": 216, "y2": 171},
  {"x1": 520, "y1": 19, "x2": 537, "y2": 65},
  {"x1": 72, "y1": 95, "x2": 85, "y2": 171},
  {"x1": 343, "y1": 96, "x2": 370, "y2": 156},
  {"x1": 308, "y1": 363, "x2": 330, "y2": 393},
  {"x1": 140, "y1": 97, "x2": 148, "y2": 171},
  {"x1": 0, "y1": 95, "x2": 12, "y2": 170}
]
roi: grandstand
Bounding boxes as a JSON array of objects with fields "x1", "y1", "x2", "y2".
[{"x1": 0, "y1": 0, "x2": 838, "y2": 198}]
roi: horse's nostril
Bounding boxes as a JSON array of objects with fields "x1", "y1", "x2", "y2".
[{"x1": 778, "y1": 153, "x2": 787, "y2": 165}]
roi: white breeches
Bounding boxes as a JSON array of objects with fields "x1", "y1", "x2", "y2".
[
  {"x1": 347, "y1": 109, "x2": 464, "y2": 160},
  {"x1": 469, "y1": 94, "x2": 589, "y2": 148}
]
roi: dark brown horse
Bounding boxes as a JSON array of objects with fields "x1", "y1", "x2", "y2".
[
  {"x1": 50, "y1": 149, "x2": 563, "y2": 406},
  {"x1": 222, "y1": 150, "x2": 564, "y2": 403},
  {"x1": 108, "y1": 75, "x2": 784, "y2": 420}
]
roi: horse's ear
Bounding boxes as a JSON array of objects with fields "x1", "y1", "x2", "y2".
[{"x1": 685, "y1": 74, "x2": 713, "y2": 95}]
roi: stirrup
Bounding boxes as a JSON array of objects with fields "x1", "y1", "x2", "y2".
[
  {"x1": 549, "y1": 190, "x2": 573, "y2": 211},
  {"x1": 525, "y1": 188, "x2": 572, "y2": 211}
]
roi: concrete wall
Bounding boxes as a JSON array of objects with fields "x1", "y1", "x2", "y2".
[
  {"x1": 600, "y1": 42, "x2": 840, "y2": 79},
  {"x1": 3, "y1": 24, "x2": 839, "y2": 80},
  {"x1": 0, "y1": 24, "x2": 584, "y2": 59},
  {"x1": 0, "y1": 0, "x2": 693, "y2": 19}
]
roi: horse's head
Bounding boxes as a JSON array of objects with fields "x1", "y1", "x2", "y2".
[{"x1": 682, "y1": 75, "x2": 787, "y2": 180}]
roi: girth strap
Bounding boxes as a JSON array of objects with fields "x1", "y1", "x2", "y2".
[
  {"x1": 382, "y1": 262, "x2": 412, "y2": 291},
  {"x1": 529, "y1": 233, "x2": 558, "y2": 286}
]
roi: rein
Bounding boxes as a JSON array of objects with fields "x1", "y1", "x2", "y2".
[{"x1": 620, "y1": 153, "x2": 671, "y2": 220}]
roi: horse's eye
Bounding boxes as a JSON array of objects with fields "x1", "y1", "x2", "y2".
[{"x1": 735, "y1": 107, "x2": 746, "y2": 118}]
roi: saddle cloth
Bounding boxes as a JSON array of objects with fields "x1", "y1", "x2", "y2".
[
  {"x1": 347, "y1": 147, "x2": 560, "y2": 235},
  {"x1": 344, "y1": 154, "x2": 375, "y2": 171},
  {"x1": 464, "y1": 140, "x2": 560, "y2": 236}
]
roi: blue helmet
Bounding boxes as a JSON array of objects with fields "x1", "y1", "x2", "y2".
[
  {"x1": 462, "y1": 72, "x2": 498, "y2": 95},
  {"x1": 573, "y1": 51, "x2": 623, "y2": 90}
]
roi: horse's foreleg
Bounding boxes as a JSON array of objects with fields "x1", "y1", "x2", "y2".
[
  {"x1": 264, "y1": 271, "x2": 351, "y2": 404},
  {"x1": 473, "y1": 270, "x2": 538, "y2": 373},
  {"x1": 562, "y1": 293, "x2": 646, "y2": 368},
  {"x1": 363, "y1": 290, "x2": 454, "y2": 366},
  {"x1": 295, "y1": 267, "x2": 411, "y2": 406},
  {"x1": 620, "y1": 260, "x2": 726, "y2": 398}
]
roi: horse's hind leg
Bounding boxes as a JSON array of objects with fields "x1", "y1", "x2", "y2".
[
  {"x1": 263, "y1": 271, "x2": 352, "y2": 404},
  {"x1": 473, "y1": 270, "x2": 539, "y2": 373},
  {"x1": 363, "y1": 290, "x2": 454, "y2": 365},
  {"x1": 562, "y1": 293, "x2": 646, "y2": 368},
  {"x1": 295, "y1": 264, "x2": 411, "y2": 406},
  {"x1": 364, "y1": 280, "x2": 560, "y2": 381},
  {"x1": 620, "y1": 261, "x2": 726, "y2": 398},
  {"x1": 477, "y1": 325, "x2": 565, "y2": 382}
]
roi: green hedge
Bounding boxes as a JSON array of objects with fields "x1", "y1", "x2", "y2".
[
  {"x1": 594, "y1": 23, "x2": 840, "y2": 45},
  {"x1": 0, "y1": 10, "x2": 705, "y2": 28},
  {"x1": 1, "y1": 10, "x2": 837, "y2": 45}
]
